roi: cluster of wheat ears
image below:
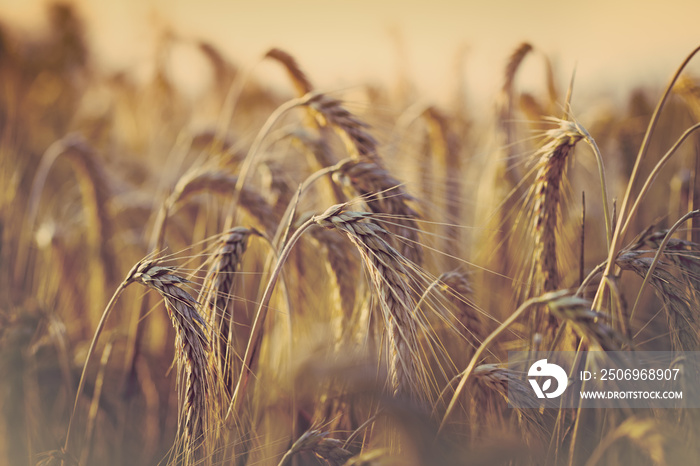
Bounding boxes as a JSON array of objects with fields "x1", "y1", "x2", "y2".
[{"x1": 5, "y1": 5, "x2": 700, "y2": 466}]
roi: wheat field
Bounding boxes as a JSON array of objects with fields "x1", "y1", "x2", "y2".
[{"x1": 3, "y1": 4, "x2": 700, "y2": 466}]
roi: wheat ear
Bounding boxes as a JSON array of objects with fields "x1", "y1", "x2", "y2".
[
  {"x1": 437, "y1": 271, "x2": 483, "y2": 343},
  {"x1": 128, "y1": 262, "x2": 212, "y2": 459},
  {"x1": 525, "y1": 119, "x2": 583, "y2": 347},
  {"x1": 333, "y1": 158, "x2": 423, "y2": 264},
  {"x1": 314, "y1": 205, "x2": 424, "y2": 401},
  {"x1": 308, "y1": 94, "x2": 424, "y2": 263},
  {"x1": 306, "y1": 93, "x2": 379, "y2": 161},
  {"x1": 64, "y1": 258, "x2": 213, "y2": 465},
  {"x1": 264, "y1": 49, "x2": 348, "y2": 205},
  {"x1": 498, "y1": 42, "x2": 533, "y2": 180},
  {"x1": 618, "y1": 251, "x2": 699, "y2": 351},
  {"x1": 199, "y1": 227, "x2": 259, "y2": 394},
  {"x1": 439, "y1": 290, "x2": 571, "y2": 433},
  {"x1": 529, "y1": 118, "x2": 583, "y2": 296},
  {"x1": 125, "y1": 168, "x2": 275, "y2": 403}
]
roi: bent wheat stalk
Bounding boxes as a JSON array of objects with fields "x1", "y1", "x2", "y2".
[
  {"x1": 64, "y1": 258, "x2": 212, "y2": 465},
  {"x1": 199, "y1": 227, "x2": 259, "y2": 394},
  {"x1": 129, "y1": 262, "x2": 212, "y2": 456},
  {"x1": 595, "y1": 45, "x2": 700, "y2": 310},
  {"x1": 334, "y1": 158, "x2": 423, "y2": 264},
  {"x1": 125, "y1": 169, "x2": 276, "y2": 397},
  {"x1": 314, "y1": 205, "x2": 425, "y2": 401}
]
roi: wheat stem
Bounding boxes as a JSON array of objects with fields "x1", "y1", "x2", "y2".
[{"x1": 595, "y1": 45, "x2": 700, "y2": 310}]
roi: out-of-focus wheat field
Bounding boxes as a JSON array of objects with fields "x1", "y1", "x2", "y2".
[{"x1": 4, "y1": 2, "x2": 700, "y2": 465}]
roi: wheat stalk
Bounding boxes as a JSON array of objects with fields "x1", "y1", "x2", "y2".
[
  {"x1": 439, "y1": 290, "x2": 571, "y2": 433},
  {"x1": 128, "y1": 261, "x2": 213, "y2": 460},
  {"x1": 314, "y1": 205, "x2": 425, "y2": 401},
  {"x1": 64, "y1": 257, "x2": 215, "y2": 465},
  {"x1": 125, "y1": 167, "x2": 275, "y2": 405},
  {"x1": 593, "y1": 45, "x2": 700, "y2": 311},
  {"x1": 199, "y1": 227, "x2": 259, "y2": 394},
  {"x1": 529, "y1": 118, "x2": 583, "y2": 296},
  {"x1": 26, "y1": 135, "x2": 117, "y2": 327},
  {"x1": 333, "y1": 158, "x2": 423, "y2": 264}
]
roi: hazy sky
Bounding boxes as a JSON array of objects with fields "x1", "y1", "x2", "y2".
[{"x1": 1, "y1": 0, "x2": 700, "y2": 109}]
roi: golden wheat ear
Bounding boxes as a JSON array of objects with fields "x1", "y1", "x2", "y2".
[
  {"x1": 333, "y1": 159, "x2": 423, "y2": 264},
  {"x1": 127, "y1": 262, "x2": 214, "y2": 460},
  {"x1": 497, "y1": 42, "x2": 534, "y2": 179},
  {"x1": 520, "y1": 118, "x2": 584, "y2": 347},
  {"x1": 314, "y1": 207, "x2": 427, "y2": 403},
  {"x1": 198, "y1": 227, "x2": 260, "y2": 396},
  {"x1": 437, "y1": 270, "x2": 484, "y2": 343},
  {"x1": 65, "y1": 256, "x2": 216, "y2": 465}
]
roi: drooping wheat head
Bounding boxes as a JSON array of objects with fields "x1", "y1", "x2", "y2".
[
  {"x1": 472, "y1": 363, "x2": 550, "y2": 446},
  {"x1": 437, "y1": 270, "x2": 484, "y2": 344},
  {"x1": 333, "y1": 158, "x2": 423, "y2": 264},
  {"x1": 306, "y1": 93, "x2": 379, "y2": 161},
  {"x1": 126, "y1": 260, "x2": 214, "y2": 461},
  {"x1": 498, "y1": 42, "x2": 533, "y2": 181},
  {"x1": 314, "y1": 206, "x2": 426, "y2": 402},
  {"x1": 529, "y1": 118, "x2": 583, "y2": 296},
  {"x1": 199, "y1": 227, "x2": 259, "y2": 395}
]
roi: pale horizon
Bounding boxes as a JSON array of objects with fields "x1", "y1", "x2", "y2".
[{"x1": 1, "y1": 0, "x2": 699, "y2": 111}]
